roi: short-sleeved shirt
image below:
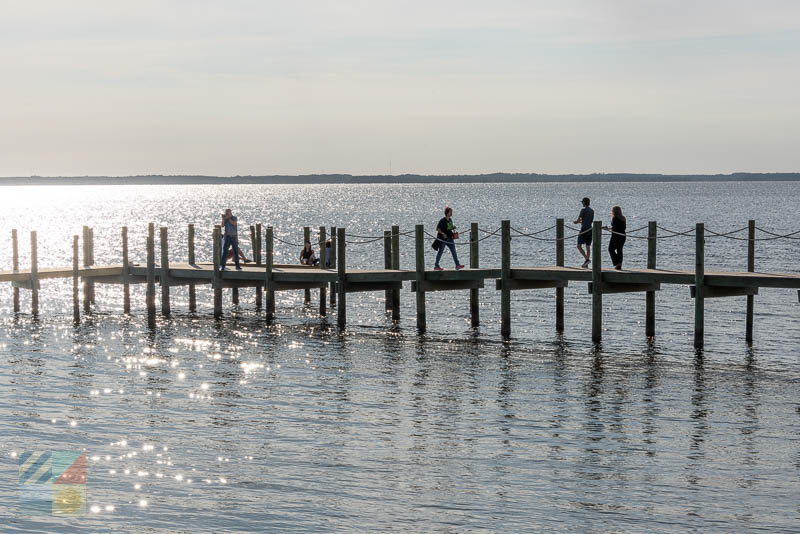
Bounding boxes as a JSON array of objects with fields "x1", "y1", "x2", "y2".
[
  {"x1": 301, "y1": 247, "x2": 314, "y2": 260},
  {"x1": 224, "y1": 216, "x2": 237, "y2": 237},
  {"x1": 578, "y1": 207, "x2": 594, "y2": 232},
  {"x1": 437, "y1": 217, "x2": 455, "y2": 240}
]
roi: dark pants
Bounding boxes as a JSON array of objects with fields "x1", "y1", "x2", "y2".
[
  {"x1": 222, "y1": 235, "x2": 240, "y2": 269},
  {"x1": 608, "y1": 235, "x2": 626, "y2": 267},
  {"x1": 435, "y1": 239, "x2": 460, "y2": 267}
]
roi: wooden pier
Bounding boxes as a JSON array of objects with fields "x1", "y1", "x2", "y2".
[{"x1": 3, "y1": 220, "x2": 800, "y2": 349}]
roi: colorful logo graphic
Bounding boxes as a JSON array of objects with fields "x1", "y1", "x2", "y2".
[{"x1": 18, "y1": 451, "x2": 86, "y2": 515}]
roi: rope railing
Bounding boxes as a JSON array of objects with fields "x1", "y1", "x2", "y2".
[
  {"x1": 755, "y1": 227, "x2": 800, "y2": 241},
  {"x1": 273, "y1": 236, "x2": 306, "y2": 247},
  {"x1": 268, "y1": 223, "x2": 800, "y2": 249}
]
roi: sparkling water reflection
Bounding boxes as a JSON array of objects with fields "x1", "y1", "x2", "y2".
[{"x1": 1, "y1": 183, "x2": 799, "y2": 532}]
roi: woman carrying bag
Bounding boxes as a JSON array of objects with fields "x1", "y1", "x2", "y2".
[{"x1": 434, "y1": 206, "x2": 465, "y2": 271}]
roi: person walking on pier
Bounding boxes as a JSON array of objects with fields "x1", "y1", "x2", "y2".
[
  {"x1": 299, "y1": 241, "x2": 320, "y2": 266},
  {"x1": 603, "y1": 206, "x2": 627, "y2": 270},
  {"x1": 220, "y1": 209, "x2": 242, "y2": 271},
  {"x1": 573, "y1": 197, "x2": 594, "y2": 268},
  {"x1": 434, "y1": 206, "x2": 465, "y2": 271}
]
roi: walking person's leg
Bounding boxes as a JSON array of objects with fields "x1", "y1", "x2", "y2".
[
  {"x1": 435, "y1": 240, "x2": 445, "y2": 268},
  {"x1": 447, "y1": 240, "x2": 461, "y2": 267},
  {"x1": 232, "y1": 237, "x2": 241, "y2": 269},
  {"x1": 221, "y1": 236, "x2": 232, "y2": 270}
]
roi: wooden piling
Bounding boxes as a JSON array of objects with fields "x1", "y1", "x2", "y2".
[
  {"x1": 500, "y1": 220, "x2": 511, "y2": 338},
  {"x1": 256, "y1": 224, "x2": 262, "y2": 264},
  {"x1": 265, "y1": 226, "x2": 275, "y2": 321},
  {"x1": 213, "y1": 226, "x2": 222, "y2": 318},
  {"x1": 249, "y1": 225, "x2": 257, "y2": 263},
  {"x1": 384, "y1": 230, "x2": 392, "y2": 312},
  {"x1": 591, "y1": 221, "x2": 602, "y2": 343},
  {"x1": 415, "y1": 224, "x2": 426, "y2": 332},
  {"x1": 337, "y1": 227, "x2": 346, "y2": 328},
  {"x1": 255, "y1": 223, "x2": 263, "y2": 309},
  {"x1": 160, "y1": 227, "x2": 170, "y2": 316},
  {"x1": 88, "y1": 227, "x2": 95, "y2": 304},
  {"x1": 391, "y1": 225, "x2": 400, "y2": 322},
  {"x1": 330, "y1": 226, "x2": 337, "y2": 308},
  {"x1": 319, "y1": 226, "x2": 327, "y2": 317},
  {"x1": 746, "y1": 220, "x2": 755, "y2": 343},
  {"x1": 646, "y1": 221, "x2": 657, "y2": 338},
  {"x1": 146, "y1": 223, "x2": 156, "y2": 328},
  {"x1": 694, "y1": 223, "x2": 705, "y2": 350},
  {"x1": 72, "y1": 235, "x2": 80, "y2": 324},
  {"x1": 304, "y1": 226, "x2": 311, "y2": 304},
  {"x1": 188, "y1": 224, "x2": 196, "y2": 313},
  {"x1": 82, "y1": 226, "x2": 90, "y2": 312},
  {"x1": 122, "y1": 226, "x2": 130, "y2": 314},
  {"x1": 555, "y1": 218, "x2": 564, "y2": 332},
  {"x1": 12, "y1": 229, "x2": 19, "y2": 313},
  {"x1": 30, "y1": 231, "x2": 39, "y2": 316},
  {"x1": 470, "y1": 222, "x2": 480, "y2": 327}
]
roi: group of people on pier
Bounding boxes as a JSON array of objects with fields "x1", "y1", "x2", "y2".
[
  {"x1": 573, "y1": 197, "x2": 627, "y2": 270},
  {"x1": 433, "y1": 199, "x2": 627, "y2": 271},
  {"x1": 217, "y1": 199, "x2": 628, "y2": 272}
]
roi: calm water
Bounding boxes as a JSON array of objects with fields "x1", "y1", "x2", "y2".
[{"x1": 1, "y1": 182, "x2": 799, "y2": 533}]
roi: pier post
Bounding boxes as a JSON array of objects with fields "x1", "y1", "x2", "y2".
[
  {"x1": 122, "y1": 226, "x2": 130, "y2": 314},
  {"x1": 591, "y1": 221, "x2": 602, "y2": 343},
  {"x1": 384, "y1": 230, "x2": 392, "y2": 312},
  {"x1": 146, "y1": 223, "x2": 156, "y2": 328},
  {"x1": 255, "y1": 223, "x2": 263, "y2": 309},
  {"x1": 265, "y1": 226, "x2": 275, "y2": 321},
  {"x1": 213, "y1": 225, "x2": 222, "y2": 318},
  {"x1": 30, "y1": 231, "x2": 38, "y2": 316},
  {"x1": 188, "y1": 224, "x2": 197, "y2": 313},
  {"x1": 239, "y1": 224, "x2": 255, "y2": 305},
  {"x1": 12, "y1": 229, "x2": 19, "y2": 313},
  {"x1": 82, "y1": 226, "x2": 90, "y2": 312},
  {"x1": 88, "y1": 228, "x2": 95, "y2": 304},
  {"x1": 304, "y1": 226, "x2": 311, "y2": 304},
  {"x1": 415, "y1": 224, "x2": 426, "y2": 332},
  {"x1": 694, "y1": 223, "x2": 705, "y2": 350},
  {"x1": 470, "y1": 222, "x2": 480, "y2": 327},
  {"x1": 337, "y1": 228, "x2": 346, "y2": 328},
  {"x1": 391, "y1": 225, "x2": 400, "y2": 321},
  {"x1": 555, "y1": 218, "x2": 564, "y2": 332},
  {"x1": 72, "y1": 235, "x2": 80, "y2": 324},
  {"x1": 330, "y1": 226, "x2": 337, "y2": 308},
  {"x1": 319, "y1": 226, "x2": 327, "y2": 317},
  {"x1": 746, "y1": 220, "x2": 755, "y2": 343},
  {"x1": 160, "y1": 227, "x2": 171, "y2": 316},
  {"x1": 501, "y1": 220, "x2": 511, "y2": 338},
  {"x1": 646, "y1": 221, "x2": 657, "y2": 338},
  {"x1": 249, "y1": 225, "x2": 257, "y2": 263},
  {"x1": 256, "y1": 224, "x2": 262, "y2": 265}
]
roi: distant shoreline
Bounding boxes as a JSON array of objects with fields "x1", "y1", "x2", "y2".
[{"x1": 1, "y1": 172, "x2": 799, "y2": 186}]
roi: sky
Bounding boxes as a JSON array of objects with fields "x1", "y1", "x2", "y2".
[{"x1": 1, "y1": 0, "x2": 799, "y2": 176}]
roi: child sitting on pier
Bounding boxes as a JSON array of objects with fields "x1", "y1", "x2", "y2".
[{"x1": 299, "y1": 241, "x2": 320, "y2": 266}]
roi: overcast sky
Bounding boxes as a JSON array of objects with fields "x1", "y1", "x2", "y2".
[{"x1": 1, "y1": 0, "x2": 799, "y2": 176}]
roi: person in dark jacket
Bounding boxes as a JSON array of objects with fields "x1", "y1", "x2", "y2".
[
  {"x1": 603, "y1": 206, "x2": 627, "y2": 270},
  {"x1": 434, "y1": 206, "x2": 465, "y2": 271},
  {"x1": 573, "y1": 197, "x2": 594, "y2": 268}
]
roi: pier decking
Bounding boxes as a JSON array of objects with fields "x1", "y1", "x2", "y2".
[{"x1": 4, "y1": 220, "x2": 800, "y2": 349}]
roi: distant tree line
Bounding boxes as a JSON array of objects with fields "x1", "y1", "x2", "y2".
[{"x1": 1, "y1": 172, "x2": 799, "y2": 186}]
